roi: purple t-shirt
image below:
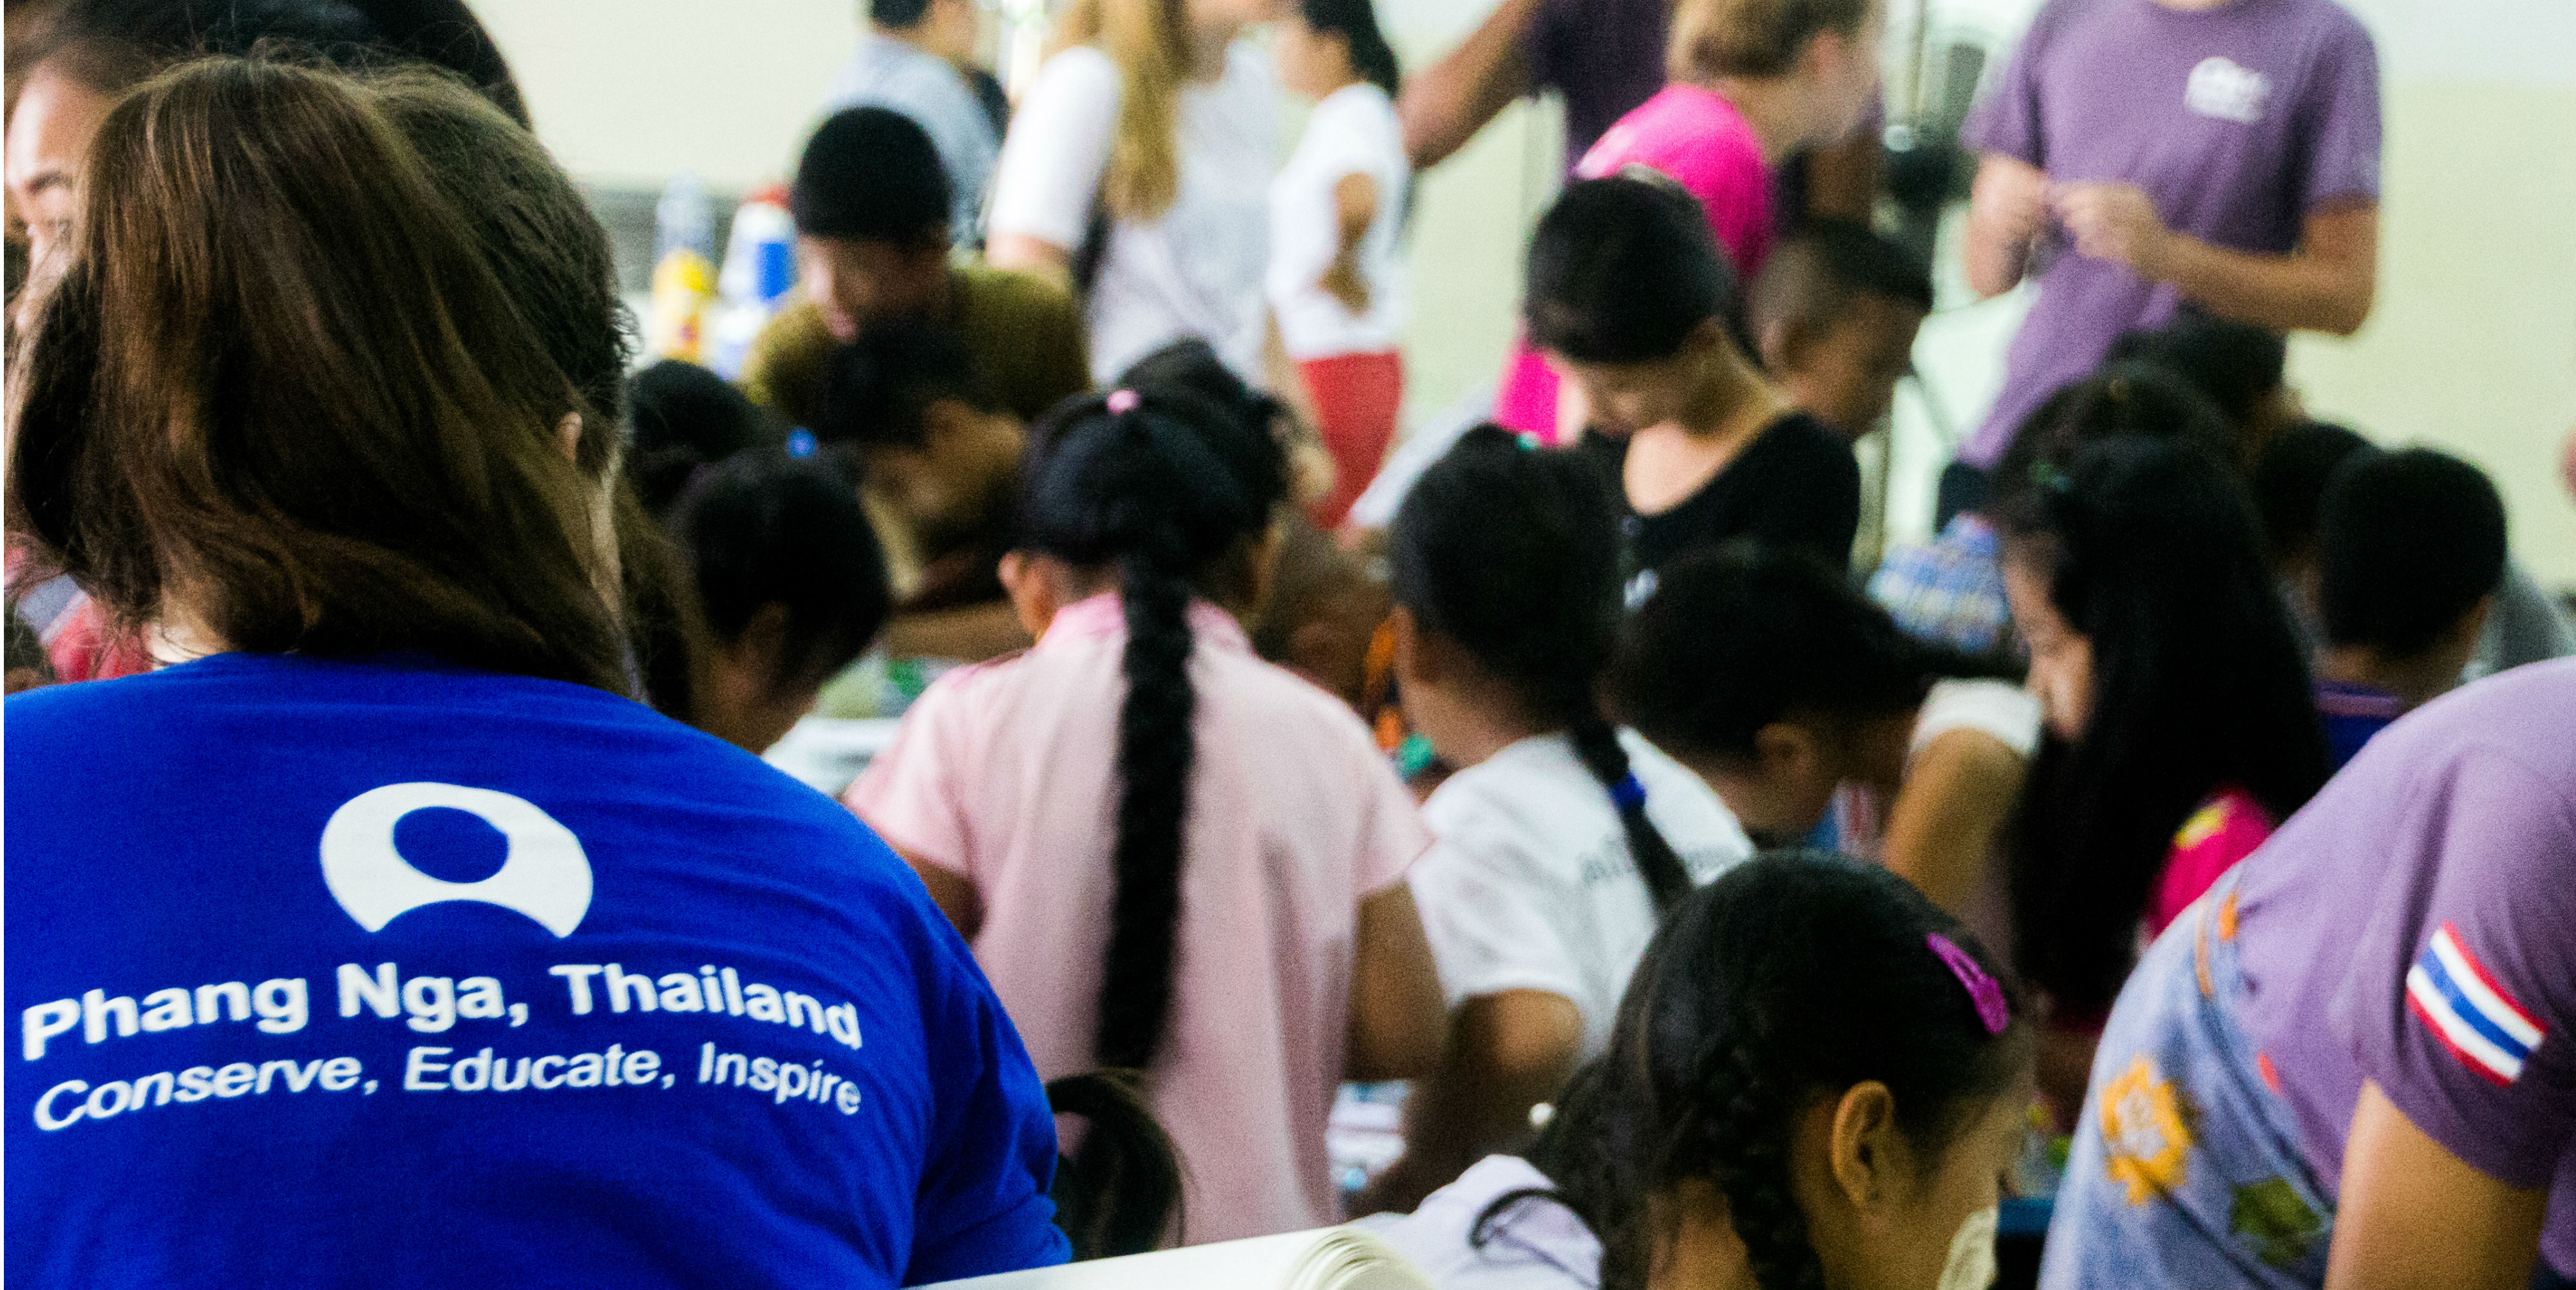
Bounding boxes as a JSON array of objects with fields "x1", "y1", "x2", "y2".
[
  {"x1": 2233, "y1": 661, "x2": 2576, "y2": 1273},
  {"x1": 1526, "y1": 0, "x2": 1667, "y2": 167},
  {"x1": 1959, "y1": 0, "x2": 2382, "y2": 465}
]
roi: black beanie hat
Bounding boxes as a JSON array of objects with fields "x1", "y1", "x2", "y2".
[{"x1": 791, "y1": 106, "x2": 952, "y2": 244}]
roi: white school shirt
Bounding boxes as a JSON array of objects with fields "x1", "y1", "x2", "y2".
[
  {"x1": 1408, "y1": 731, "x2": 1754, "y2": 1061},
  {"x1": 1835, "y1": 678, "x2": 2044, "y2": 860},
  {"x1": 1365, "y1": 1155, "x2": 1600, "y2": 1290},
  {"x1": 989, "y1": 43, "x2": 1276, "y2": 385},
  {"x1": 1266, "y1": 82, "x2": 1409, "y2": 361}
]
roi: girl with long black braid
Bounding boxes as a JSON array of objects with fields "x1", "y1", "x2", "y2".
[
  {"x1": 1376, "y1": 852, "x2": 2038, "y2": 1290},
  {"x1": 1359, "y1": 426, "x2": 1756, "y2": 1215},
  {"x1": 848, "y1": 385, "x2": 1446, "y2": 1246}
]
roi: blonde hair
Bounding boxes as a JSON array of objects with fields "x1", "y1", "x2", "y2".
[
  {"x1": 1668, "y1": 0, "x2": 1869, "y2": 81},
  {"x1": 1051, "y1": 0, "x2": 1189, "y2": 219}
]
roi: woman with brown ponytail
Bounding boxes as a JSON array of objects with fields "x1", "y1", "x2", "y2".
[
  {"x1": 985, "y1": 0, "x2": 1285, "y2": 387},
  {"x1": 848, "y1": 380, "x2": 1446, "y2": 1245}
]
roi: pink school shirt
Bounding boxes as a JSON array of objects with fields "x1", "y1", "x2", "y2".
[
  {"x1": 846, "y1": 592, "x2": 1430, "y2": 1244},
  {"x1": 1495, "y1": 84, "x2": 1774, "y2": 440}
]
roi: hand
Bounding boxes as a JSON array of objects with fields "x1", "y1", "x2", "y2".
[
  {"x1": 2054, "y1": 182, "x2": 2175, "y2": 280},
  {"x1": 1321, "y1": 254, "x2": 1372, "y2": 316},
  {"x1": 1971, "y1": 158, "x2": 2050, "y2": 247}
]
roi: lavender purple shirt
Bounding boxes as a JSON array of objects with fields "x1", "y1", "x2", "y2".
[
  {"x1": 1960, "y1": 0, "x2": 2382, "y2": 465},
  {"x1": 2233, "y1": 661, "x2": 2576, "y2": 1273}
]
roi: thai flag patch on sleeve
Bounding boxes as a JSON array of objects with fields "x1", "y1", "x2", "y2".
[{"x1": 2405, "y1": 922, "x2": 2546, "y2": 1086}]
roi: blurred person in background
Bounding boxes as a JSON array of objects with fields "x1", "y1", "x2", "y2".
[
  {"x1": 824, "y1": 0, "x2": 999, "y2": 245},
  {"x1": 985, "y1": 0, "x2": 1284, "y2": 386},
  {"x1": 2306, "y1": 447, "x2": 2507, "y2": 768},
  {"x1": 1957, "y1": 0, "x2": 2382, "y2": 477},
  {"x1": 1750, "y1": 216, "x2": 1932, "y2": 444},
  {"x1": 1269, "y1": 0, "x2": 1409, "y2": 529},
  {"x1": 741, "y1": 106, "x2": 1090, "y2": 435}
]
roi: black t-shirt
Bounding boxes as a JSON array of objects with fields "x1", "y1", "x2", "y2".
[{"x1": 1583, "y1": 411, "x2": 1861, "y2": 582}]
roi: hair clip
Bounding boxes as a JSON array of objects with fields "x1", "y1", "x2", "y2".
[
  {"x1": 1926, "y1": 933, "x2": 2009, "y2": 1036},
  {"x1": 1610, "y1": 772, "x2": 1647, "y2": 812},
  {"x1": 1106, "y1": 388, "x2": 1140, "y2": 415}
]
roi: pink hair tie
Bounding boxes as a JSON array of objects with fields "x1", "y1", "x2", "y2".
[
  {"x1": 1927, "y1": 933, "x2": 2010, "y2": 1036},
  {"x1": 1106, "y1": 388, "x2": 1140, "y2": 415}
]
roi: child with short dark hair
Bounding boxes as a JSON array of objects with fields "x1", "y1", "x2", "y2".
[
  {"x1": 1379, "y1": 852, "x2": 2036, "y2": 1290},
  {"x1": 815, "y1": 321, "x2": 1032, "y2": 662},
  {"x1": 1249, "y1": 517, "x2": 1392, "y2": 711},
  {"x1": 1366, "y1": 427, "x2": 1753, "y2": 1213},
  {"x1": 629, "y1": 358, "x2": 779, "y2": 518},
  {"x1": 2104, "y1": 312, "x2": 2298, "y2": 468},
  {"x1": 848, "y1": 384, "x2": 1446, "y2": 1244},
  {"x1": 1616, "y1": 543, "x2": 2038, "y2": 917},
  {"x1": 1750, "y1": 217, "x2": 1934, "y2": 442},
  {"x1": 1526, "y1": 176, "x2": 1861, "y2": 580},
  {"x1": 2309, "y1": 446, "x2": 2508, "y2": 765},
  {"x1": 743, "y1": 107, "x2": 1090, "y2": 433},
  {"x1": 670, "y1": 450, "x2": 893, "y2": 753}
]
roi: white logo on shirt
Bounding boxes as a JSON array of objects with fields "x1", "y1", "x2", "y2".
[
  {"x1": 2185, "y1": 57, "x2": 2270, "y2": 124},
  {"x1": 320, "y1": 783, "x2": 594, "y2": 938}
]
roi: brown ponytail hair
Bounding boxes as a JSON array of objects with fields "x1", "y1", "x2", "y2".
[
  {"x1": 5, "y1": 57, "x2": 628, "y2": 692},
  {"x1": 1050, "y1": 0, "x2": 1189, "y2": 220},
  {"x1": 1668, "y1": 0, "x2": 1871, "y2": 81}
]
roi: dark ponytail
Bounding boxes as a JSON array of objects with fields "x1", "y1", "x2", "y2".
[
  {"x1": 1018, "y1": 386, "x2": 1287, "y2": 1072},
  {"x1": 1046, "y1": 1070, "x2": 1186, "y2": 1258},
  {"x1": 1298, "y1": 0, "x2": 1400, "y2": 97},
  {"x1": 1493, "y1": 852, "x2": 2032, "y2": 1290},
  {"x1": 1390, "y1": 426, "x2": 1692, "y2": 911}
]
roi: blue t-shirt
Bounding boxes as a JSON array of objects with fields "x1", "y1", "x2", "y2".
[{"x1": 6, "y1": 653, "x2": 1068, "y2": 1289}]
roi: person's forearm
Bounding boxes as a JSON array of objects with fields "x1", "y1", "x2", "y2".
[
  {"x1": 1397, "y1": 0, "x2": 1540, "y2": 171},
  {"x1": 2325, "y1": 1083, "x2": 2547, "y2": 1290},
  {"x1": 2152, "y1": 233, "x2": 2373, "y2": 336},
  {"x1": 985, "y1": 232, "x2": 1072, "y2": 289},
  {"x1": 1964, "y1": 211, "x2": 2031, "y2": 299}
]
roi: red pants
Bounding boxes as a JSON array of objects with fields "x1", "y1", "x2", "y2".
[{"x1": 1296, "y1": 350, "x2": 1403, "y2": 529}]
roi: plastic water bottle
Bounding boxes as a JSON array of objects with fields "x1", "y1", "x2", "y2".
[
  {"x1": 704, "y1": 183, "x2": 799, "y2": 380},
  {"x1": 649, "y1": 173, "x2": 717, "y2": 363}
]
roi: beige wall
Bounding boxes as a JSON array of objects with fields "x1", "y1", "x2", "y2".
[
  {"x1": 478, "y1": 0, "x2": 860, "y2": 191},
  {"x1": 2289, "y1": 79, "x2": 2575, "y2": 587}
]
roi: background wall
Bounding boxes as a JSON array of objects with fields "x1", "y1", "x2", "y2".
[{"x1": 481, "y1": 0, "x2": 2576, "y2": 587}]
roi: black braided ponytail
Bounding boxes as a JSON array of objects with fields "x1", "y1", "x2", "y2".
[
  {"x1": 1018, "y1": 385, "x2": 1287, "y2": 1072},
  {"x1": 1389, "y1": 426, "x2": 1693, "y2": 911},
  {"x1": 1499, "y1": 852, "x2": 2032, "y2": 1290}
]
